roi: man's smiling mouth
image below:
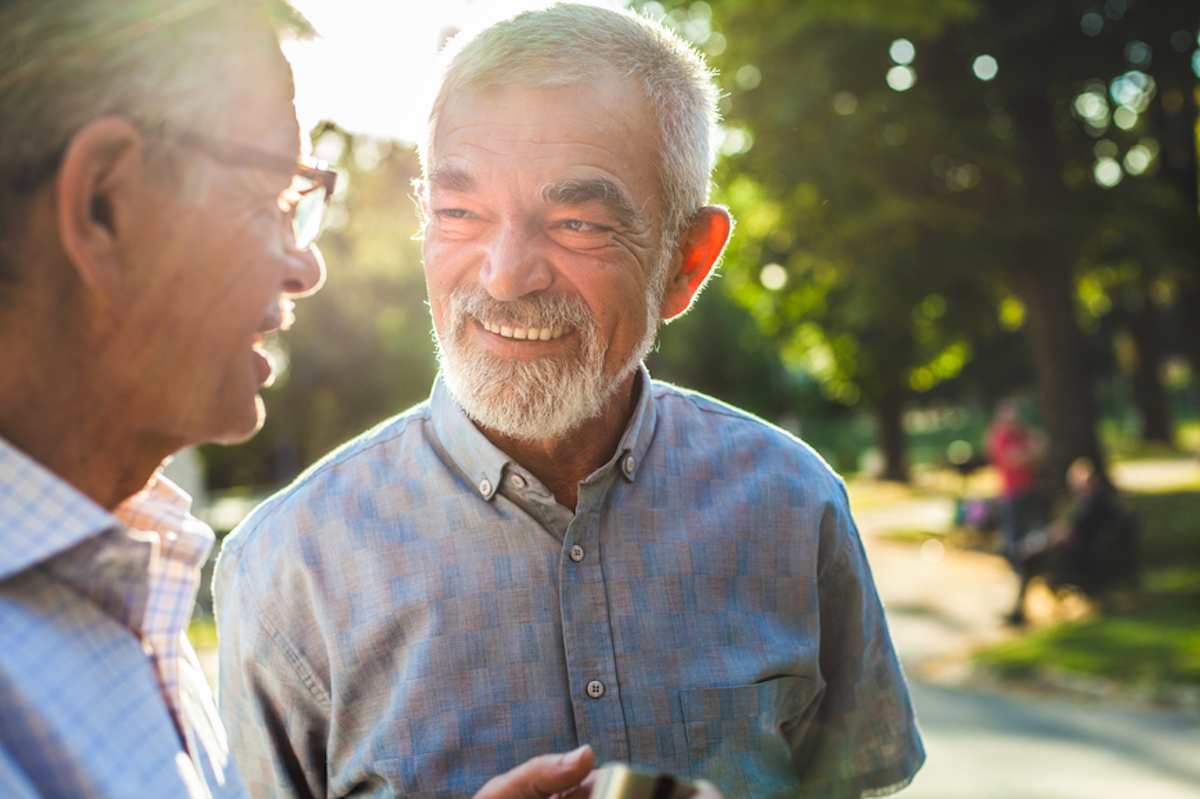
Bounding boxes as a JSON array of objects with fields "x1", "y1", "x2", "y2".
[{"x1": 478, "y1": 318, "x2": 567, "y2": 341}]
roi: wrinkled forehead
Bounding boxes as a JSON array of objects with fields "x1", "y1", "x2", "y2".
[{"x1": 427, "y1": 76, "x2": 662, "y2": 207}]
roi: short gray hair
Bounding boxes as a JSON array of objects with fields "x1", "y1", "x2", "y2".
[
  {"x1": 0, "y1": 0, "x2": 312, "y2": 284},
  {"x1": 421, "y1": 3, "x2": 721, "y2": 248}
]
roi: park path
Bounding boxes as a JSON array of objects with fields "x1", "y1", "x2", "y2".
[{"x1": 849, "y1": 459, "x2": 1200, "y2": 799}]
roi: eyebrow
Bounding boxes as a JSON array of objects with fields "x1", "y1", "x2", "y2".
[
  {"x1": 427, "y1": 165, "x2": 476, "y2": 192},
  {"x1": 541, "y1": 177, "x2": 642, "y2": 229}
]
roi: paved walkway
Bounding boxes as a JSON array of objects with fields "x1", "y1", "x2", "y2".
[{"x1": 849, "y1": 463, "x2": 1200, "y2": 798}]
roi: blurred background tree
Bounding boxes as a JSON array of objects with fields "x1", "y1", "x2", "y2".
[{"x1": 639, "y1": 0, "x2": 1199, "y2": 490}]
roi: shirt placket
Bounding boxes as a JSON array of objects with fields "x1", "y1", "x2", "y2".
[{"x1": 558, "y1": 476, "x2": 629, "y2": 764}]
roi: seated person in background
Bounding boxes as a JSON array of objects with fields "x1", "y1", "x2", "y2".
[{"x1": 1017, "y1": 458, "x2": 1137, "y2": 602}]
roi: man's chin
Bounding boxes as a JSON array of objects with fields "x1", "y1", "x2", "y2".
[{"x1": 207, "y1": 395, "x2": 267, "y2": 446}]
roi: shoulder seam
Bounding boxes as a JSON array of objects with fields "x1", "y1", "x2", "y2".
[{"x1": 234, "y1": 408, "x2": 430, "y2": 550}]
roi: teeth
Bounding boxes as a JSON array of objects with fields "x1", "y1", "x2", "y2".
[{"x1": 480, "y1": 319, "x2": 565, "y2": 341}]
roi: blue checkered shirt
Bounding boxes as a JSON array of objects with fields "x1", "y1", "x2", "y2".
[
  {"x1": 0, "y1": 437, "x2": 245, "y2": 798},
  {"x1": 215, "y1": 370, "x2": 924, "y2": 798}
]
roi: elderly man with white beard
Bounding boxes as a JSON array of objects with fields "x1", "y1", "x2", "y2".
[{"x1": 214, "y1": 5, "x2": 925, "y2": 798}]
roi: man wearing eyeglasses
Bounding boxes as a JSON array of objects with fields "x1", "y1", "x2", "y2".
[{"x1": 0, "y1": 2, "x2": 597, "y2": 797}]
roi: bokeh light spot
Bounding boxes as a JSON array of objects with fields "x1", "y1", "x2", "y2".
[
  {"x1": 1125, "y1": 40, "x2": 1151, "y2": 67},
  {"x1": 1113, "y1": 105, "x2": 1138, "y2": 130},
  {"x1": 972, "y1": 54, "x2": 998, "y2": 81},
  {"x1": 832, "y1": 91, "x2": 859, "y2": 116},
  {"x1": 1124, "y1": 144, "x2": 1152, "y2": 175},
  {"x1": 1110, "y1": 71, "x2": 1155, "y2": 113},
  {"x1": 760, "y1": 263, "x2": 788, "y2": 291},
  {"x1": 704, "y1": 31, "x2": 726, "y2": 56},
  {"x1": 720, "y1": 127, "x2": 754, "y2": 156},
  {"x1": 1080, "y1": 11, "x2": 1104, "y2": 36},
  {"x1": 889, "y1": 38, "x2": 916, "y2": 65},
  {"x1": 887, "y1": 65, "x2": 916, "y2": 92},
  {"x1": 736, "y1": 64, "x2": 762, "y2": 90},
  {"x1": 1074, "y1": 91, "x2": 1108, "y2": 125},
  {"x1": 1094, "y1": 157, "x2": 1123, "y2": 188}
]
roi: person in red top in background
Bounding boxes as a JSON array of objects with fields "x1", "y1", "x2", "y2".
[{"x1": 986, "y1": 399, "x2": 1045, "y2": 625}]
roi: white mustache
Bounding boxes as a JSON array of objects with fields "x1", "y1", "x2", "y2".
[{"x1": 449, "y1": 287, "x2": 594, "y2": 335}]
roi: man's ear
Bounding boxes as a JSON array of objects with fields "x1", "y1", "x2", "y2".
[
  {"x1": 55, "y1": 116, "x2": 147, "y2": 300},
  {"x1": 660, "y1": 205, "x2": 732, "y2": 322}
]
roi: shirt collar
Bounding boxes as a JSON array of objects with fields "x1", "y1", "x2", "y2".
[
  {"x1": 429, "y1": 365, "x2": 659, "y2": 502},
  {"x1": 429, "y1": 378, "x2": 513, "y2": 501},
  {"x1": 598, "y1": 364, "x2": 657, "y2": 485},
  {"x1": 40, "y1": 469, "x2": 213, "y2": 635},
  {"x1": 0, "y1": 435, "x2": 117, "y2": 582}
]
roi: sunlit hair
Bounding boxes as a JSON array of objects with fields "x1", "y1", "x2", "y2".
[
  {"x1": 420, "y1": 2, "x2": 721, "y2": 255},
  {"x1": 0, "y1": 0, "x2": 312, "y2": 284}
]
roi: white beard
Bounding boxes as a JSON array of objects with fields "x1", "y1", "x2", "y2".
[{"x1": 434, "y1": 263, "x2": 668, "y2": 442}]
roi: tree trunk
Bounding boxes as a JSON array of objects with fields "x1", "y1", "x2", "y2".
[
  {"x1": 1155, "y1": 46, "x2": 1200, "y2": 411},
  {"x1": 1125, "y1": 282, "x2": 1174, "y2": 445},
  {"x1": 872, "y1": 388, "x2": 909, "y2": 483},
  {"x1": 1004, "y1": 77, "x2": 1111, "y2": 496},
  {"x1": 1010, "y1": 265, "x2": 1109, "y2": 496},
  {"x1": 1180, "y1": 280, "x2": 1200, "y2": 406}
]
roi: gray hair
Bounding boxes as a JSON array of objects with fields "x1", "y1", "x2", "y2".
[
  {"x1": 421, "y1": 3, "x2": 721, "y2": 250},
  {"x1": 0, "y1": 0, "x2": 312, "y2": 284}
]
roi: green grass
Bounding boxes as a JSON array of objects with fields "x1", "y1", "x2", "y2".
[
  {"x1": 877, "y1": 528, "x2": 942, "y2": 546},
  {"x1": 976, "y1": 583, "x2": 1200, "y2": 688},
  {"x1": 188, "y1": 616, "x2": 218, "y2": 652},
  {"x1": 1127, "y1": 489, "x2": 1200, "y2": 567}
]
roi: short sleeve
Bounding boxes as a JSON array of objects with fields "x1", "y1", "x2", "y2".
[
  {"x1": 213, "y1": 534, "x2": 331, "y2": 799},
  {"x1": 794, "y1": 481, "x2": 926, "y2": 797}
]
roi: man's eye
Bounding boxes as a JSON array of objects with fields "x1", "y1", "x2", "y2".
[
  {"x1": 435, "y1": 208, "x2": 474, "y2": 220},
  {"x1": 559, "y1": 219, "x2": 608, "y2": 233}
]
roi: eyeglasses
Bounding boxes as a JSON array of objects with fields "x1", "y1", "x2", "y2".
[
  {"x1": 173, "y1": 130, "x2": 338, "y2": 250},
  {"x1": 10, "y1": 125, "x2": 339, "y2": 250}
]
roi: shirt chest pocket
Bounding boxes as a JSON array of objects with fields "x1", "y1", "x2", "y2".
[{"x1": 679, "y1": 676, "x2": 817, "y2": 797}]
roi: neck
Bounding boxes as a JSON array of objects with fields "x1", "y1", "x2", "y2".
[
  {"x1": 0, "y1": 329, "x2": 176, "y2": 512},
  {"x1": 482, "y1": 371, "x2": 641, "y2": 510}
]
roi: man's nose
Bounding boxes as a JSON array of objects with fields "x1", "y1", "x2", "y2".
[
  {"x1": 479, "y1": 225, "x2": 552, "y2": 301},
  {"x1": 282, "y1": 242, "x2": 326, "y2": 298}
]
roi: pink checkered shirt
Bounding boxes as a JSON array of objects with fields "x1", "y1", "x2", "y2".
[{"x1": 112, "y1": 474, "x2": 215, "y2": 739}]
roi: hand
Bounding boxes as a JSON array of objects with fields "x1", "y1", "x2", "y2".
[
  {"x1": 474, "y1": 745, "x2": 596, "y2": 799},
  {"x1": 687, "y1": 780, "x2": 723, "y2": 799}
]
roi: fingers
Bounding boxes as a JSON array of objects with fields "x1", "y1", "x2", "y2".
[{"x1": 473, "y1": 745, "x2": 596, "y2": 799}]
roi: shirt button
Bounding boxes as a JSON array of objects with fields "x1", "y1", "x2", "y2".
[
  {"x1": 509, "y1": 474, "x2": 527, "y2": 490},
  {"x1": 622, "y1": 454, "x2": 637, "y2": 477},
  {"x1": 569, "y1": 544, "x2": 585, "y2": 563},
  {"x1": 478, "y1": 479, "x2": 492, "y2": 497},
  {"x1": 585, "y1": 680, "x2": 606, "y2": 699}
]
